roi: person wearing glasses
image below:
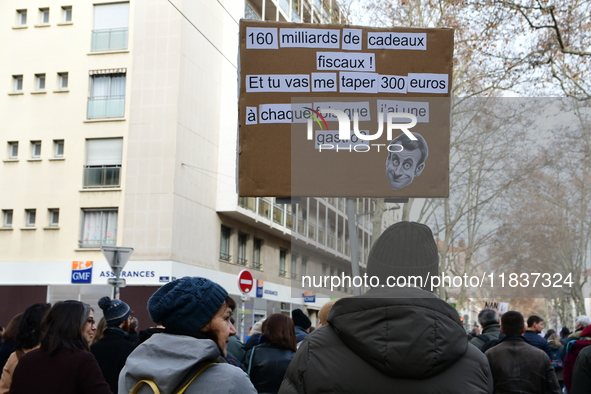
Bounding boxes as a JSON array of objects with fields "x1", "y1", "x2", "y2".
[
  {"x1": 0, "y1": 303, "x2": 51, "y2": 394},
  {"x1": 8, "y1": 300, "x2": 111, "y2": 394},
  {"x1": 90, "y1": 296, "x2": 134, "y2": 394},
  {"x1": 119, "y1": 276, "x2": 256, "y2": 394}
]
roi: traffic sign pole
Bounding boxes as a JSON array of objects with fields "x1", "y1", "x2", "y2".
[
  {"x1": 101, "y1": 246, "x2": 134, "y2": 300},
  {"x1": 237, "y1": 270, "x2": 254, "y2": 342},
  {"x1": 241, "y1": 296, "x2": 246, "y2": 342},
  {"x1": 114, "y1": 249, "x2": 121, "y2": 299}
]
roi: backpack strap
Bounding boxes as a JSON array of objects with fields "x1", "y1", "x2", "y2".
[
  {"x1": 566, "y1": 339, "x2": 577, "y2": 354},
  {"x1": 177, "y1": 361, "x2": 216, "y2": 394},
  {"x1": 130, "y1": 380, "x2": 160, "y2": 394},
  {"x1": 247, "y1": 346, "x2": 256, "y2": 376},
  {"x1": 128, "y1": 361, "x2": 215, "y2": 394}
]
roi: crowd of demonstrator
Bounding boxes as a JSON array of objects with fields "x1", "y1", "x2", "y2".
[{"x1": 1, "y1": 221, "x2": 591, "y2": 394}]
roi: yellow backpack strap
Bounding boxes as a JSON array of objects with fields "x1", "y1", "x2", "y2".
[
  {"x1": 130, "y1": 379, "x2": 160, "y2": 394},
  {"x1": 176, "y1": 361, "x2": 216, "y2": 394}
]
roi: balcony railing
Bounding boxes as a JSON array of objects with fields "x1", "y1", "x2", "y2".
[
  {"x1": 297, "y1": 218, "x2": 306, "y2": 236},
  {"x1": 79, "y1": 237, "x2": 116, "y2": 248},
  {"x1": 239, "y1": 197, "x2": 256, "y2": 211},
  {"x1": 83, "y1": 165, "x2": 121, "y2": 188},
  {"x1": 220, "y1": 253, "x2": 231, "y2": 262},
  {"x1": 87, "y1": 96, "x2": 125, "y2": 119},
  {"x1": 327, "y1": 233, "x2": 335, "y2": 249},
  {"x1": 91, "y1": 28, "x2": 128, "y2": 51},
  {"x1": 279, "y1": 0, "x2": 290, "y2": 16},
  {"x1": 235, "y1": 196, "x2": 371, "y2": 260},
  {"x1": 286, "y1": 211, "x2": 294, "y2": 229},
  {"x1": 237, "y1": 258, "x2": 248, "y2": 266},
  {"x1": 258, "y1": 199, "x2": 271, "y2": 219},
  {"x1": 318, "y1": 229, "x2": 325, "y2": 245},
  {"x1": 308, "y1": 222, "x2": 316, "y2": 240},
  {"x1": 273, "y1": 203, "x2": 284, "y2": 225}
]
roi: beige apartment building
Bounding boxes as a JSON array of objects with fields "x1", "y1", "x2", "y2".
[{"x1": 0, "y1": 0, "x2": 398, "y2": 331}]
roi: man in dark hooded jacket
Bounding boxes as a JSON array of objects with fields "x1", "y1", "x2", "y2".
[
  {"x1": 292, "y1": 309, "x2": 311, "y2": 346},
  {"x1": 91, "y1": 296, "x2": 134, "y2": 394},
  {"x1": 279, "y1": 221, "x2": 493, "y2": 393}
]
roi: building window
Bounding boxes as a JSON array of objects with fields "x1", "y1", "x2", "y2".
[
  {"x1": 35, "y1": 74, "x2": 46, "y2": 91},
  {"x1": 2, "y1": 210, "x2": 13, "y2": 228},
  {"x1": 8, "y1": 142, "x2": 18, "y2": 159},
  {"x1": 84, "y1": 138, "x2": 122, "y2": 188},
  {"x1": 25, "y1": 209, "x2": 36, "y2": 227},
  {"x1": 80, "y1": 209, "x2": 117, "y2": 247},
  {"x1": 58, "y1": 72, "x2": 68, "y2": 90},
  {"x1": 330, "y1": 267, "x2": 336, "y2": 290},
  {"x1": 13, "y1": 75, "x2": 23, "y2": 92},
  {"x1": 48, "y1": 209, "x2": 59, "y2": 227},
  {"x1": 244, "y1": 2, "x2": 261, "y2": 20},
  {"x1": 39, "y1": 8, "x2": 49, "y2": 24},
  {"x1": 279, "y1": 248, "x2": 287, "y2": 277},
  {"x1": 301, "y1": 256, "x2": 307, "y2": 277},
  {"x1": 62, "y1": 6, "x2": 72, "y2": 22},
  {"x1": 220, "y1": 225, "x2": 231, "y2": 261},
  {"x1": 16, "y1": 10, "x2": 27, "y2": 26},
  {"x1": 253, "y1": 238, "x2": 262, "y2": 269},
  {"x1": 291, "y1": 253, "x2": 298, "y2": 279},
  {"x1": 87, "y1": 71, "x2": 126, "y2": 119},
  {"x1": 53, "y1": 140, "x2": 64, "y2": 157},
  {"x1": 91, "y1": 3, "x2": 129, "y2": 51},
  {"x1": 31, "y1": 141, "x2": 41, "y2": 158},
  {"x1": 237, "y1": 233, "x2": 248, "y2": 266}
]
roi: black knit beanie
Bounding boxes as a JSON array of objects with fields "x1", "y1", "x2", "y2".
[
  {"x1": 367, "y1": 221, "x2": 438, "y2": 289},
  {"x1": 292, "y1": 309, "x2": 312, "y2": 330}
]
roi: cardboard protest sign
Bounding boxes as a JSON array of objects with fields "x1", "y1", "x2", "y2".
[{"x1": 238, "y1": 20, "x2": 454, "y2": 197}]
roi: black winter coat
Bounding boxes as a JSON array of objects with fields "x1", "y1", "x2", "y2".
[
  {"x1": 245, "y1": 342, "x2": 295, "y2": 394},
  {"x1": 571, "y1": 345, "x2": 591, "y2": 394},
  {"x1": 90, "y1": 327, "x2": 134, "y2": 394},
  {"x1": 279, "y1": 286, "x2": 493, "y2": 394}
]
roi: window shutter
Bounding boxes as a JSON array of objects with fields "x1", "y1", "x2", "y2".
[
  {"x1": 93, "y1": 3, "x2": 130, "y2": 30},
  {"x1": 86, "y1": 138, "x2": 123, "y2": 165}
]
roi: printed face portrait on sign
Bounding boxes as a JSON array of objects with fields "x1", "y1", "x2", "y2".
[{"x1": 385, "y1": 132, "x2": 428, "y2": 190}]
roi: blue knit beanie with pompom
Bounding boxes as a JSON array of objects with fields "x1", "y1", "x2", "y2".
[
  {"x1": 148, "y1": 277, "x2": 228, "y2": 331},
  {"x1": 98, "y1": 296, "x2": 131, "y2": 326}
]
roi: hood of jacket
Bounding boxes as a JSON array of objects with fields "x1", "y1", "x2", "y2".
[
  {"x1": 327, "y1": 286, "x2": 468, "y2": 379},
  {"x1": 121, "y1": 333, "x2": 224, "y2": 394},
  {"x1": 294, "y1": 326, "x2": 308, "y2": 342}
]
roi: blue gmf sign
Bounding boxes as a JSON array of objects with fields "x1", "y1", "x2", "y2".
[
  {"x1": 303, "y1": 291, "x2": 316, "y2": 303},
  {"x1": 256, "y1": 280, "x2": 263, "y2": 298},
  {"x1": 71, "y1": 261, "x2": 93, "y2": 284}
]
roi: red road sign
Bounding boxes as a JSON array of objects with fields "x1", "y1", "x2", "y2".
[{"x1": 238, "y1": 270, "x2": 254, "y2": 293}]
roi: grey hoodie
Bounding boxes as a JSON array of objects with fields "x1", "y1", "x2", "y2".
[{"x1": 119, "y1": 333, "x2": 256, "y2": 394}]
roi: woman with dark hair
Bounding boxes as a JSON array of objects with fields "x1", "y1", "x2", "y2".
[
  {"x1": 8, "y1": 301, "x2": 111, "y2": 394},
  {"x1": 0, "y1": 314, "x2": 22, "y2": 371},
  {"x1": 244, "y1": 313, "x2": 297, "y2": 394},
  {"x1": 0, "y1": 303, "x2": 51, "y2": 394},
  {"x1": 119, "y1": 276, "x2": 256, "y2": 393}
]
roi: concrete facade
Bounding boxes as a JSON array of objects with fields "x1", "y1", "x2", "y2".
[{"x1": 0, "y1": 0, "x2": 399, "y2": 330}]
